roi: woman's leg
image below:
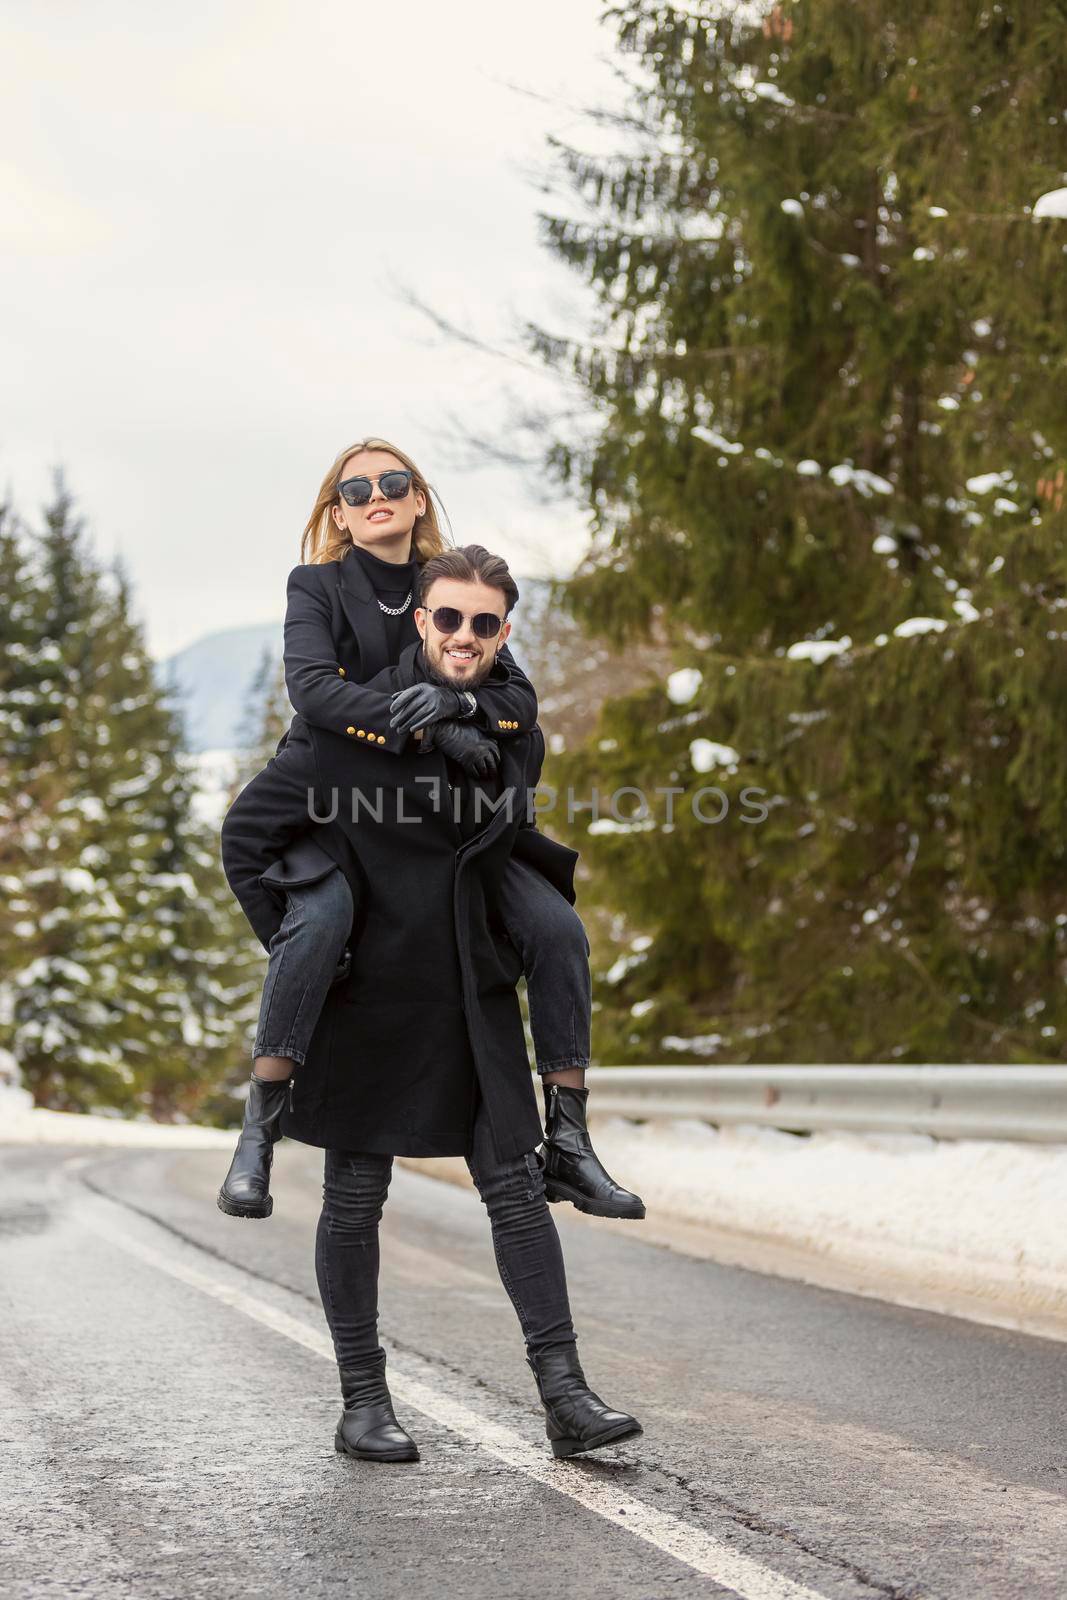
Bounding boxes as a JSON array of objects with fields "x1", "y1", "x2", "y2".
[
  {"x1": 465, "y1": 1090, "x2": 642, "y2": 1457},
  {"x1": 495, "y1": 857, "x2": 645, "y2": 1220},
  {"x1": 217, "y1": 869, "x2": 353, "y2": 1219},
  {"x1": 495, "y1": 857, "x2": 591, "y2": 1085},
  {"x1": 252, "y1": 867, "x2": 354, "y2": 1077},
  {"x1": 316, "y1": 1148, "x2": 419, "y2": 1463}
]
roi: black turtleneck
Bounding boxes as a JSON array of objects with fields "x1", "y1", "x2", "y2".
[{"x1": 350, "y1": 541, "x2": 421, "y2": 660}]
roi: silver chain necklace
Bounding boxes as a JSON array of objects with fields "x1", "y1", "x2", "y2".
[{"x1": 377, "y1": 592, "x2": 412, "y2": 616}]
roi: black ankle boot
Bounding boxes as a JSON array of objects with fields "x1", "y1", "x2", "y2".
[
  {"x1": 541, "y1": 1084, "x2": 646, "y2": 1220},
  {"x1": 527, "y1": 1344, "x2": 642, "y2": 1458},
  {"x1": 216, "y1": 1073, "x2": 288, "y2": 1219},
  {"x1": 335, "y1": 1349, "x2": 419, "y2": 1463}
]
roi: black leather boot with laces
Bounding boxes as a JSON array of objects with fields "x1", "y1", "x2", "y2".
[
  {"x1": 541, "y1": 1083, "x2": 646, "y2": 1220},
  {"x1": 216, "y1": 1073, "x2": 288, "y2": 1219},
  {"x1": 527, "y1": 1343, "x2": 642, "y2": 1458},
  {"x1": 334, "y1": 1349, "x2": 419, "y2": 1463}
]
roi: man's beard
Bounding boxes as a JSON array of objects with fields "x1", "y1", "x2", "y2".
[{"x1": 421, "y1": 638, "x2": 495, "y2": 690}]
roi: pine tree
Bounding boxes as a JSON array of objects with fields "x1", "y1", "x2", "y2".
[
  {"x1": 0, "y1": 500, "x2": 54, "y2": 1084},
  {"x1": 232, "y1": 645, "x2": 292, "y2": 792},
  {"x1": 531, "y1": 1, "x2": 1067, "y2": 1064},
  {"x1": 5, "y1": 476, "x2": 253, "y2": 1114}
]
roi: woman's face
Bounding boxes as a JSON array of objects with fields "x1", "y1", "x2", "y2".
[{"x1": 331, "y1": 449, "x2": 427, "y2": 555}]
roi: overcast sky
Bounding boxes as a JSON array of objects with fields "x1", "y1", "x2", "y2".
[{"x1": 3, "y1": 0, "x2": 629, "y2": 657}]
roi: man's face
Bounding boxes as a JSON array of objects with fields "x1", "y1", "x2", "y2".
[{"x1": 415, "y1": 577, "x2": 512, "y2": 688}]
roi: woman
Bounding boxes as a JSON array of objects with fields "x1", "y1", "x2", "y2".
[{"x1": 218, "y1": 437, "x2": 644, "y2": 1225}]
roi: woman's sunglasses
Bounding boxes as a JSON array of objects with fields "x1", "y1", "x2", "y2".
[
  {"x1": 424, "y1": 606, "x2": 504, "y2": 639},
  {"x1": 337, "y1": 469, "x2": 413, "y2": 507}
]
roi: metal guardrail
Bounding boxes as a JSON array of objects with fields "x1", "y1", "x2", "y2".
[{"x1": 583, "y1": 1065, "x2": 1067, "y2": 1143}]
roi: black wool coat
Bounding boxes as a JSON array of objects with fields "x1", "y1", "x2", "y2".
[
  {"x1": 247, "y1": 545, "x2": 546, "y2": 929},
  {"x1": 280, "y1": 551, "x2": 538, "y2": 756},
  {"x1": 220, "y1": 642, "x2": 579, "y2": 1164}
]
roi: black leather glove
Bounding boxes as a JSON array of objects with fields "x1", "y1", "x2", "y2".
[
  {"x1": 428, "y1": 718, "x2": 500, "y2": 778},
  {"x1": 389, "y1": 682, "x2": 471, "y2": 735}
]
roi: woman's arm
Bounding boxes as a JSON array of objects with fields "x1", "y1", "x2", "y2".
[
  {"x1": 463, "y1": 639, "x2": 538, "y2": 737},
  {"x1": 283, "y1": 565, "x2": 411, "y2": 754},
  {"x1": 284, "y1": 565, "x2": 539, "y2": 746}
]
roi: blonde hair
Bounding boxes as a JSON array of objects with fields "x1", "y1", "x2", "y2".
[{"x1": 299, "y1": 436, "x2": 452, "y2": 566}]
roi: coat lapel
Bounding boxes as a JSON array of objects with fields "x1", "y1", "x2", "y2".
[{"x1": 337, "y1": 548, "x2": 390, "y2": 680}]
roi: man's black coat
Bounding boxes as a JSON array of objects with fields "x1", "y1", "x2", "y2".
[{"x1": 220, "y1": 641, "x2": 578, "y2": 1165}]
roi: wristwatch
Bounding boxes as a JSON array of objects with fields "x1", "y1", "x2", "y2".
[{"x1": 456, "y1": 690, "x2": 477, "y2": 719}]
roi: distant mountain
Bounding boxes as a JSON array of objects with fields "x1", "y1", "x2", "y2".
[
  {"x1": 156, "y1": 577, "x2": 674, "y2": 755},
  {"x1": 157, "y1": 622, "x2": 283, "y2": 753}
]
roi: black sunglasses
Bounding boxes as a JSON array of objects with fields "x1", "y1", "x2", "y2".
[
  {"x1": 337, "y1": 469, "x2": 413, "y2": 507},
  {"x1": 423, "y1": 606, "x2": 504, "y2": 639}
]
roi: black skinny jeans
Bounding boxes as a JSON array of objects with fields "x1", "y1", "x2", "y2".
[
  {"x1": 254, "y1": 857, "x2": 590, "y2": 1075},
  {"x1": 315, "y1": 1087, "x2": 578, "y2": 1369}
]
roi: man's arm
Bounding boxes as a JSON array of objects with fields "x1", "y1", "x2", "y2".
[{"x1": 220, "y1": 719, "x2": 327, "y2": 950}]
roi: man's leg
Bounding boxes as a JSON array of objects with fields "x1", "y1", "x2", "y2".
[
  {"x1": 495, "y1": 856, "x2": 645, "y2": 1220},
  {"x1": 217, "y1": 869, "x2": 352, "y2": 1219},
  {"x1": 465, "y1": 1087, "x2": 577, "y2": 1359},
  {"x1": 465, "y1": 1088, "x2": 642, "y2": 1458},
  {"x1": 316, "y1": 1148, "x2": 419, "y2": 1463}
]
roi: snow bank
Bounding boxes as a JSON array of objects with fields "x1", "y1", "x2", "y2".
[
  {"x1": 0, "y1": 1086, "x2": 234, "y2": 1148},
  {"x1": 583, "y1": 1116, "x2": 1067, "y2": 1337},
  {"x1": 6, "y1": 1076, "x2": 1066, "y2": 1337}
]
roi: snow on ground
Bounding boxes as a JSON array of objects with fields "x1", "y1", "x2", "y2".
[
  {"x1": 583, "y1": 1115, "x2": 1067, "y2": 1337},
  {"x1": 0, "y1": 1085, "x2": 234, "y2": 1148}
]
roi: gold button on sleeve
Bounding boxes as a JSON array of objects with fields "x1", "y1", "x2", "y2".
[
  {"x1": 338, "y1": 666, "x2": 346, "y2": 677},
  {"x1": 346, "y1": 725, "x2": 356, "y2": 735}
]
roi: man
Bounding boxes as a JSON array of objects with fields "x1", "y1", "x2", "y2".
[{"x1": 219, "y1": 546, "x2": 643, "y2": 1460}]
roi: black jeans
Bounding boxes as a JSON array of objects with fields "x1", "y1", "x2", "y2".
[
  {"x1": 253, "y1": 856, "x2": 590, "y2": 1074},
  {"x1": 252, "y1": 868, "x2": 353, "y2": 1064},
  {"x1": 315, "y1": 1087, "x2": 578, "y2": 1369}
]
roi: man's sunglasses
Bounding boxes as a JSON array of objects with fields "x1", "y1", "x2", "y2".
[
  {"x1": 423, "y1": 606, "x2": 504, "y2": 639},
  {"x1": 337, "y1": 469, "x2": 413, "y2": 507}
]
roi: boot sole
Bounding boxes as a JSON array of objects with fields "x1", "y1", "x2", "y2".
[
  {"x1": 544, "y1": 1180, "x2": 645, "y2": 1220},
  {"x1": 550, "y1": 1420, "x2": 643, "y2": 1459},
  {"x1": 334, "y1": 1433, "x2": 419, "y2": 1463},
  {"x1": 216, "y1": 1191, "x2": 273, "y2": 1220}
]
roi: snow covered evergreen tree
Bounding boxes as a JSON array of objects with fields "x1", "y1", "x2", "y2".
[
  {"x1": 2, "y1": 476, "x2": 251, "y2": 1115},
  {"x1": 536, "y1": 1, "x2": 1067, "y2": 1063},
  {"x1": 0, "y1": 500, "x2": 56, "y2": 1086},
  {"x1": 232, "y1": 644, "x2": 292, "y2": 792}
]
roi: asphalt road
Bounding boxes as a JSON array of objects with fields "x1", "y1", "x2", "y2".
[{"x1": 1, "y1": 1139, "x2": 1065, "y2": 1600}]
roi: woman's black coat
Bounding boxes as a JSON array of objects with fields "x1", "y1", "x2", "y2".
[
  {"x1": 255, "y1": 547, "x2": 547, "y2": 913},
  {"x1": 220, "y1": 641, "x2": 579, "y2": 1165},
  {"x1": 280, "y1": 553, "x2": 538, "y2": 756}
]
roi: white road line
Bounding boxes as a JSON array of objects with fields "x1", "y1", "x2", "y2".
[{"x1": 89, "y1": 1205, "x2": 834, "y2": 1600}]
